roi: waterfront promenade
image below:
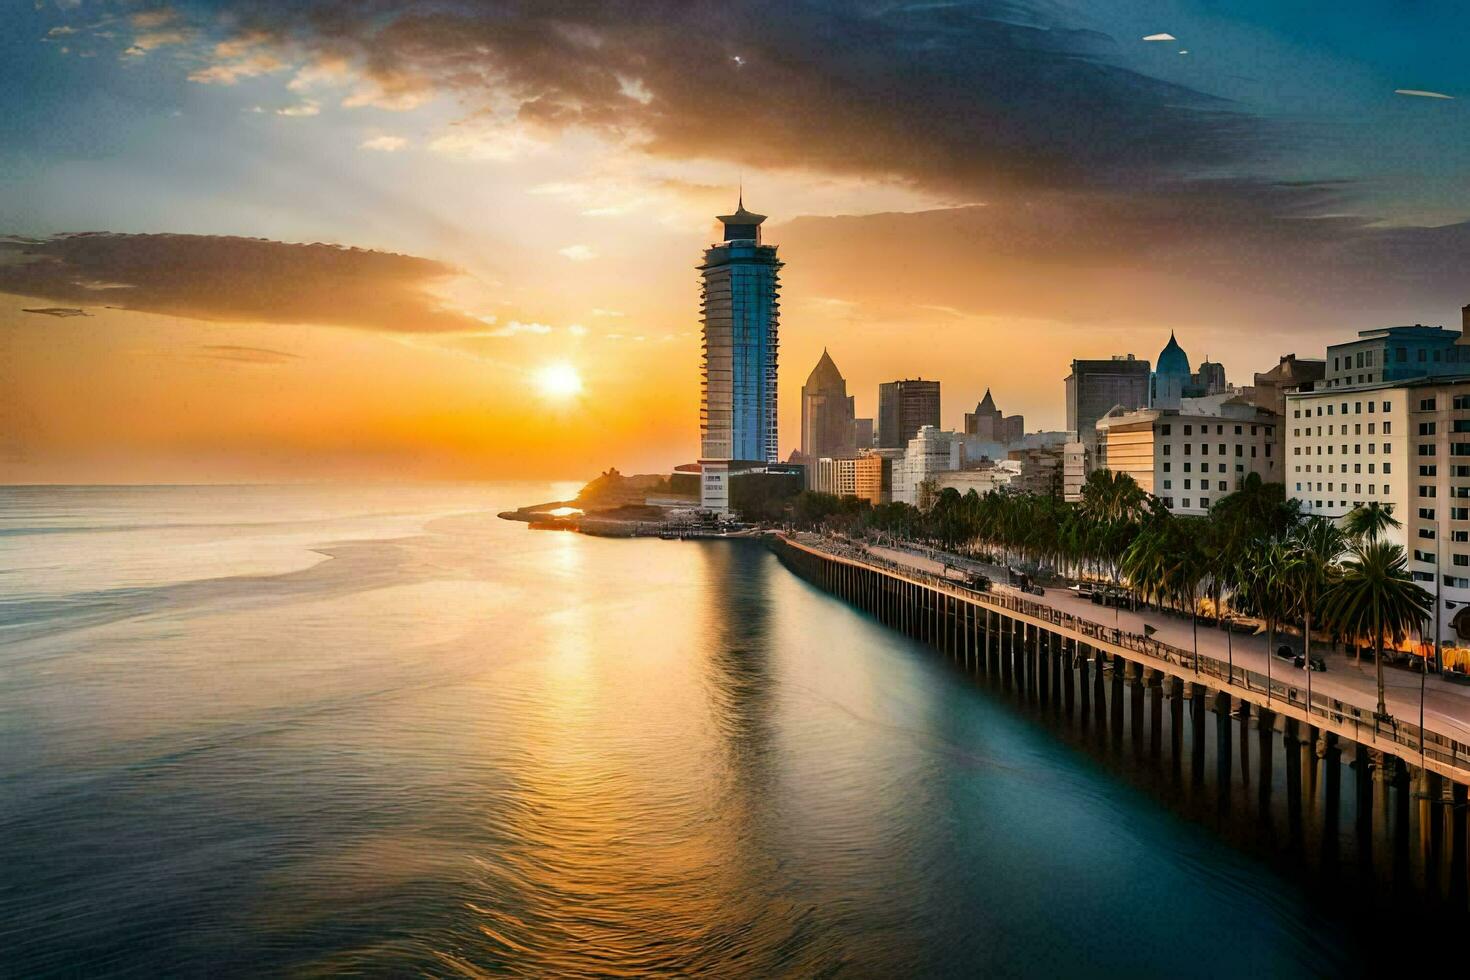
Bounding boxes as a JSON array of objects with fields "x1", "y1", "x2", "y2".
[
  {"x1": 860, "y1": 540, "x2": 1470, "y2": 744},
  {"x1": 781, "y1": 532, "x2": 1470, "y2": 782}
]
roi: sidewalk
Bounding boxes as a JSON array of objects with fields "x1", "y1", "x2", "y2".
[{"x1": 863, "y1": 542, "x2": 1470, "y2": 742}]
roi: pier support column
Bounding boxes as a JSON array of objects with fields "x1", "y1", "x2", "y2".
[
  {"x1": 1127, "y1": 662, "x2": 1144, "y2": 745},
  {"x1": 1236, "y1": 700, "x2": 1251, "y2": 788},
  {"x1": 1319, "y1": 732, "x2": 1341, "y2": 871},
  {"x1": 1419, "y1": 768, "x2": 1437, "y2": 892},
  {"x1": 1050, "y1": 634, "x2": 1063, "y2": 714},
  {"x1": 1392, "y1": 758, "x2": 1412, "y2": 898},
  {"x1": 1370, "y1": 751, "x2": 1392, "y2": 882},
  {"x1": 1077, "y1": 645, "x2": 1091, "y2": 721},
  {"x1": 1093, "y1": 651, "x2": 1107, "y2": 728},
  {"x1": 1000, "y1": 616, "x2": 1013, "y2": 690},
  {"x1": 1450, "y1": 781, "x2": 1468, "y2": 912},
  {"x1": 1284, "y1": 718, "x2": 1304, "y2": 846},
  {"x1": 1353, "y1": 744, "x2": 1373, "y2": 871},
  {"x1": 1256, "y1": 708, "x2": 1275, "y2": 820},
  {"x1": 1038, "y1": 630, "x2": 1050, "y2": 705},
  {"x1": 1063, "y1": 640, "x2": 1076, "y2": 716},
  {"x1": 1168, "y1": 676, "x2": 1184, "y2": 772},
  {"x1": 1147, "y1": 670, "x2": 1163, "y2": 757},
  {"x1": 1189, "y1": 683, "x2": 1206, "y2": 782},
  {"x1": 1214, "y1": 691, "x2": 1232, "y2": 804}
]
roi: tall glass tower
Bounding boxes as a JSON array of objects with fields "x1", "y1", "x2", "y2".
[{"x1": 698, "y1": 197, "x2": 782, "y2": 513}]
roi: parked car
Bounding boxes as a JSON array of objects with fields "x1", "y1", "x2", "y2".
[{"x1": 1294, "y1": 654, "x2": 1326, "y2": 672}]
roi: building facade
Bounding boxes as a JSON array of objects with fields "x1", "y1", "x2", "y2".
[
  {"x1": 699, "y1": 198, "x2": 782, "y2": 513},
  {"x1": 1285, "y1": 383, "x2": 1407, "y2": 533},
  {"x1": 853, "y1": 417, "x2": 874, "y2": 450},
  {"x1": 963, "y1": 388, "x2": 1024, "y2": 445},
  {"x1": 800, "y1": 348, "x2": 856, "y2": 459},
  {"x1": 891, "y1": 426, "x2": 968, "y2": 506},
  {"x1": 878, "y1": 379, "x2": 941, "y2": 449},
  {"x1": 1253, "y1": 354, "x2": 1326, "y2": 416},
  {"x1": 1320, "y1": 323, "x2": 1466, "y2": 390},
  {"x1": 1096, "y1": 400, "x2": 1281, "y2": 516},
  {"x1": 1064, "y1": 355, "x2": 1151, "y2": 455}
]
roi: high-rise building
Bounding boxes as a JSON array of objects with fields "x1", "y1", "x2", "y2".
[
  {"x1": 963, "y1": 388, "x2": 1024, "y2": 445},
  {"x1": 800, "y1": 349, "x2": 856, "y2": 459},
  {"x1": 1064, "y1": 354, "x2": 1151, "y2": 453},
  {"x1": 853, "y1": 417, "x2": 874, "y2": 450},
  {"x1": 877, "y1": 379, "x2": 940, "y2": 449},
  {"x1": 698, "y1": 197, "x2": 782, "y2": 513}
]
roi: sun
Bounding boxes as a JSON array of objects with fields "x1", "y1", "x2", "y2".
[{"x1": 534, "y1": 362, "x2": 583, "y2": 399}]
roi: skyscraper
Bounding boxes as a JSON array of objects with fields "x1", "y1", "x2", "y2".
[
  {"x1": 698, "y1": 197, "x2": 782, "y2": 513},
  {"x1": 877, "y1": 379, "x2": 940, "y2": 449},
  {"x1": 800, "y1": 348, "x2": 856, "y2": 458},
  {"x1": 1064, "y1": 355, "x2": 1151, "y2": 454}
]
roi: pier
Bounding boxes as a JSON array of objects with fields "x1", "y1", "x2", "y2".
[{"x1": 771, "y1": 532, "x2": 1470, "y2": 912}]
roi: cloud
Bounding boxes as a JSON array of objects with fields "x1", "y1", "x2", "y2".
[
  {"x1": 360, "y1": 135, "x2": 408, "y2": 152},
  {"x1": 1395, "y1": 89, "x2": 1455, "y2": 100},
  {"x1": 558, "y1": 244, "x2": 597, "y2": 261},
  {"x1": 0, "y1": 233, "x2": 484, "y2": 332},
  {"x1": 276, "y1": 100, "x2": 320, "y2": 117},
  {"x1": 20, "y1": 307, "x2": 89, "y2": 317},
  {"x1": 186, "y1": 1, "x2": 1264, "y2": 197},
  {"x1": 130, "y1": 9, "x2": 177, "y2": 30},
  {"x1": 197, "y1": 344, "x2": 301, "y2": 364},
  {"x1": 1142, "y1": 33, "x2": 1177, "y2": 41},
  {"x1": 486, "y1": 320, "x2": 553, "y2": 337},
  {"x1": 188, "y1": 47, "x2": 287, "y2": 85},
  {"x1": 45, "y1": 25, "x2": 76, "y2": 37},
  {"x1": 777, "y1": 183, "x2": 1470, "y2": 330}
]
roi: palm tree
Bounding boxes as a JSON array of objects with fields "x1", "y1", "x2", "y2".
[
  {"x1": 1284, "y1": 516, "x2": 1346, "y2": 709},
  {"x1": 1320, "y1": 540, "x2": 1433, "y2": 716},
  {"x1": 1235, "y1": 537, "x2": 1294, "y2": 698},
  {"x1": 1342, "y1": 501, "x2": 1401, "y2": 544}
]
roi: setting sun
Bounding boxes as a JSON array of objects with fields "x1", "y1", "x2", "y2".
[{"x1": 534, "y1": 362, "x2": 583, "y2": 400}]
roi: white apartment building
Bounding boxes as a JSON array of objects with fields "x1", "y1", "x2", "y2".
[
  {"x1": 1286, "y1": 374, "x2": 1470, "y2": 648},
  {"x1": 892, "y1": 426, "x2": 990, "y2": 506},
  {"x1": 1094, "y1": 399, "x2": 1281, "y2": 516},
  {"x1": 1284, "y1": 384, "x2": 1407, "y2": 541}
]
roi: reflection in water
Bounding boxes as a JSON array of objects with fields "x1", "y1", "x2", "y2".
[{"x1": 0, "y1": 486, "x2": 1402, "y2": 975}]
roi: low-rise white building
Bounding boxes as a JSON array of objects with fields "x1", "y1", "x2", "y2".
[
  {"x1": 1095, "y1": 397, "x2": 1281, "y2": 516},
  {"x1": 1284, "y1": 383, "x2": 1407, "y2": 538}
]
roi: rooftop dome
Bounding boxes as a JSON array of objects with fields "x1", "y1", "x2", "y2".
[{"x1": 1156, "y1": 331, "x2": 1191, "y2": 376}]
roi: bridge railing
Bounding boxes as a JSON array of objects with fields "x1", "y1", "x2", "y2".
[{"x1": 788, "y1": 535, "x2": 1470, "y2": 774}]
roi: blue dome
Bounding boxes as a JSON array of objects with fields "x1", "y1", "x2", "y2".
[{"x1": 1156, "y1": 332, "x2": 1191, "y2": 376}]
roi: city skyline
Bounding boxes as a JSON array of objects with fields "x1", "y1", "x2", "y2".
[{"x1": 4, "y1": 1, "x2": 1470, "y2": 483}]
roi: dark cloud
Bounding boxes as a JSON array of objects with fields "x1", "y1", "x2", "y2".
[
  {"x1": 198, "y1": 344, "x2": 301, "y2": 363},
  {"x1": 777, "y1": 182, "x2": 1470, "y2": 329},
  {"x1": 21, "y1": 307, "x2": 90, "y2": 317},
  {"x1": 208, "y1": 0, "x2": 1263, "y2": 196},
  {"x1": 0, "y1": 233, "x2": 481, "y2": 331}
]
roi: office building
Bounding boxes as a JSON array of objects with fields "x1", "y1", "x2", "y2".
[
  {"x1": 1194, "y1": 359, "x2": 1227, "y2": 394},
  {"x1": 1064, "y1": 355, "x2": 1151, "y2": 456},
  {"x1": 698, "y1": 197, "x2": 782, "y2": 513},
  {"x1": 800, "y1": 349, "x2": 856, "y2": 459},
  {"x1": 964, "y1": 389, "x2": 1024, "y2": 445},
  {"x1": 1320, "y1": 323, "x2": 1466, "y2": 390},
  {"x1": 1009, "y1": 443, "x2": 1066, "y2": 499},
  {"x1": 853, "y1": 451, "x2": 890, "y2": 505},
  {"x1": 853, "y1": 417, "x2": 874, "y2": 450},
  {"x1": 878, "y1": 379, "x2": 941, "y2": 449},
  {"x1": 1095, "y1": 398, "x2": 1280, "y2": 516}
]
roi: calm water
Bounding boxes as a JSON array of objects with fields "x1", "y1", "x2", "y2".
[{"x1": 1, "y1": 484, "x2": 1377, "y2": 976}]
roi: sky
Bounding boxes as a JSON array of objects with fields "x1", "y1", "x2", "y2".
[{"x1": 2, "y1": 0, "x2": 1469, "y2": 483}]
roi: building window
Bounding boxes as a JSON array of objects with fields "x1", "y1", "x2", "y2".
[
  {"x1": 1161, "y1": 424, "x2": 1171, "y2": 435},
  {"x1": 1200, "y1": 497, "x2": 1209, "y2": 509},
  {"x1": 1184, "y1": 424, "x2": 1192, "y2": 436},
  {"x1": 1421, "y1": 399, "x2": 1436, "y2": 412}
]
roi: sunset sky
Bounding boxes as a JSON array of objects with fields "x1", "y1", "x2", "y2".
[{"x1": 3, "y1": 0, "x2": 1469, "y2": 483}]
